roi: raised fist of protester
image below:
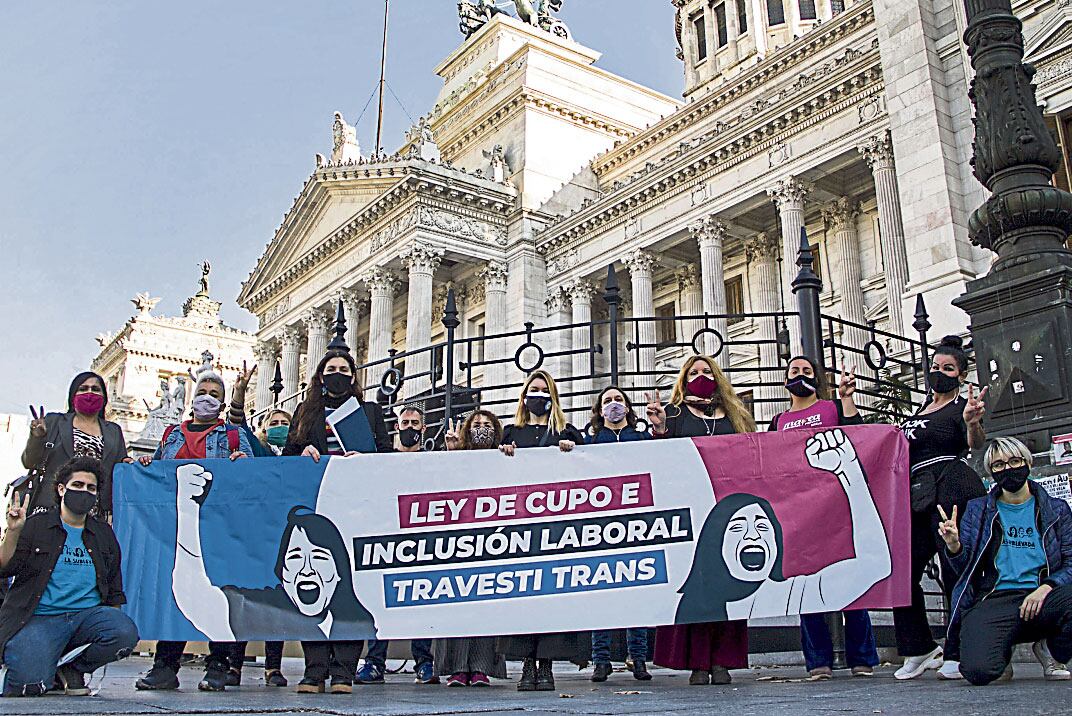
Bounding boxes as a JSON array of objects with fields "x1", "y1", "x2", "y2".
[
  {"x1": 838, "y1": 365, "x2": 857, "y2": 399},
  {"x1": 29, "y1": 405, "x2": 46, "y2": 438},
  {"x1": 805, "y1": 428, "x2": 858, "y2": 475},
  {"x1": 176, "y1": 464, "x2": 213, "y2": 505},
  {"x1": 6, "y1": 493, "x2": 29, "y2": 533},
  {"x1": 937, "y1": 504, "x2": 960, "y2": 553},
  {"x1": 444, "y1": 418, "x2": 461, "y2": 451},
  {"x1": 645, "y1": 390, "x2": 666, "y2": 433},
  {"x1": 963, "y1": 384, "x2": 988, "y2": 426}
]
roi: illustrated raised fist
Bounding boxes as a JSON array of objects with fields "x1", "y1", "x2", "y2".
[
  {"x1": 805, "y1": 428, "x2": 858, "y2": 474},
  {"x1": 176, "y1": 464, "x2": 213, "y2": 504}
]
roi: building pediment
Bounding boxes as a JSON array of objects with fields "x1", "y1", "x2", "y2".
[{"x1": 1026, "y1": 3, "x2": 1072, "y2": 65}]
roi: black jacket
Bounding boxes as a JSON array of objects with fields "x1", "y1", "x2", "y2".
[
  {"x1": 0, "y1": 509, "x2": 126, "y2": 662},
  {"x1": 282, "y1": 399, "x2": 392, "y2": 455},
  {"x1": 22, "y1": 412, "x2": 128, "y2": 514}
]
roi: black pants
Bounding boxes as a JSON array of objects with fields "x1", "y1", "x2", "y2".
[
  {"x1": 153, "y1": 641, "x2": 245, "y2": 672},
  {"x1": 265, "y1": 641, "x2": 284, "y2": 671},
  {"x1": 960, "y1": 586, "x2": 1072, "y2": 685},
  {"x1": 893, "y1": 510, "x2": 958, "y2": 658},
  {"x1": 301, "y1": 641, "x2": 360, "y2": 682}
]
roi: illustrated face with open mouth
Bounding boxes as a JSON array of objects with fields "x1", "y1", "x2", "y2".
[
  {"x1": 721, "y1": 504, "x2": 778, "y2": 582},
  {"x1": 281, "y1": 527, "x2": 341, "y2": 617}
]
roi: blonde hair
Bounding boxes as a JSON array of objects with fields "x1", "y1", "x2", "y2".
[
  {"x1": 513, "y1": 370, "x2": 568, "y2": 435},
  {"x1": 668, "y1": 355, "x2": 757, "y2": 434},
  {"x1": 257, "y1": 409, "x2": 292, "y2": 444},
  {"x1": 984, "y1": 436, "x2": 1033, "y2": 474}
]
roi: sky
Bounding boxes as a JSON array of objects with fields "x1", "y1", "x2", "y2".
[{"x1": 0, "y1": 1, "x2": 683, "y2": 415}]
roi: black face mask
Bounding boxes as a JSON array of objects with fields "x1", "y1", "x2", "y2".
[
  {"x1": 786, "y1": 376, "x2": 817, "y2": 398},
  {"x1": 996, "y1": 465, "x2": 1030, "y2": 493},
  {"x1": 928, "y1": 370, "x2": 961, "y2": 395},
  {"x1": 398, "y1": 427, "x2": 422, "y2": 449},
  {"x1": 322, "y1": 372, "x2": 353, "y2": 397},
  {"x1": 526, "y1": 396, "x2": 551, "y2": 417},
  {"x1": 62, "y1": 488, "x2": 97, "y2": 516}
]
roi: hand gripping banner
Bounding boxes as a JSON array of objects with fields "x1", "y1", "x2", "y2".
[{"x1": 113, "y1": 425, "x2": 911, "y2": 642}]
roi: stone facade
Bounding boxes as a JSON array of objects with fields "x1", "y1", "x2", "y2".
[
  {"x1": 91, "y1": 269, "x2": 255, "y2": 450},
  {"x1": 237, "y1": 2, "x2": 1072, "y2": 417}
]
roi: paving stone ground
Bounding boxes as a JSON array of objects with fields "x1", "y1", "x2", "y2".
[{"x1": 2, "y1": 655, "x2": 1069, "y2": 716}]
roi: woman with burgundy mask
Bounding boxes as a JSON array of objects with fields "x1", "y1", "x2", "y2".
[
  {"x1": 894, "y1": 335, "x2": 987, "y2": 681},
  {"x1": 646, "y1": 355, "x2": 756, "y2": 686},
  {"x1": 22, "y1": 372, "x2": 130, "y2": 519}
]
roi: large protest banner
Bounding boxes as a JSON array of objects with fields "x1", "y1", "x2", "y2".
[{"x1": 113, "y1": 425, "x2": 910, "y2": 642}]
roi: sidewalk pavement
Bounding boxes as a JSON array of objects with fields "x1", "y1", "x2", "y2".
[{"x1": 0, "y1": 655, "x2": 1066, "y2": 716}]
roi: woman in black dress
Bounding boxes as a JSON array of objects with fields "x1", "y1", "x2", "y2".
[
  {"x1": 893, "y1": 335, "x2": 987, "y2": 681},
  {"x1": 645, "y1": 354, "x2": 756, "y2": 686},
  {"x1": 497, "y1": 370, "x2": 586, "y2": 691}
]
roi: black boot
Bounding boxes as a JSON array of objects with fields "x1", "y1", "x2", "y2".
[
  {"x1": 633, "y1": 660, "x2": 652, "y2": 681},
  {"x1": 517, "y1": 658, "x2": 537, "y2": 691},
  {"x1": 591, "y1": 663, "x2": 612, "y2": 682},
  {"x1": 536, "y1": 659, "x2": 555, "y2": 691},
  {"x1": 135, "y1": 665, "x2": 179, "y2": 691}
]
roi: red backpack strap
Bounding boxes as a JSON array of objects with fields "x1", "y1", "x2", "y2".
[
  {"x1": 226, "y1": 425, "x2": 240, "y2": 453},
  {"x1": 161, "y1": 424, "x2": 178, "y2": 445}
]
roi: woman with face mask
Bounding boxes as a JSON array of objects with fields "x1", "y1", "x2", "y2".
[
  {"x1": 942, "y1": 437, "x2": 1072, "y2": 685},
  {"x1": 645, "y1": 355, "x2": 756, "y2": 686},
  {"x1": 22, "y1": 372, "x2": 130, "y2": 520},
  {"x1": 0, "y1": 458, "x2": 139, "y2": 697},
  {"x1": 893, "y1": 336, "x2": 988, "y2": 681},
  {"x1": 498, "y1": 370, "x2": 587, "y2": 691},
  {"x1": 133, "y1": 372, "x2": 252, "y2": 693},
  {"x1": 584, "y1": 387, "x2": 654, "y2": 683},
  {"x1": 283, "y1": 349, "x2": 391, "y2": 693},
  {"x1": 765, "y1": 357, "x2": 877, "y2": 679},
  {"x1": 257, "y1": 410, "x2": 292, "y2": 457},
  {"x1": 435, "y1": 410, "x2": 510, "y2": 687}
]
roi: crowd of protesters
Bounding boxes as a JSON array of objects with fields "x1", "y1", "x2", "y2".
[{"x1": 4, "y1": 336, "x2": 1072, "y2": 697}]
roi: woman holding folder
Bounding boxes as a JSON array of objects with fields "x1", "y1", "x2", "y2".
[{"x1": 284, "y1": 349, "x2": 391, "y2": 693}]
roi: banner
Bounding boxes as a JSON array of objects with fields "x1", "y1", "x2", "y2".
[{"x1": 113, "y1": 425, "x2": 910, "y2": 642}]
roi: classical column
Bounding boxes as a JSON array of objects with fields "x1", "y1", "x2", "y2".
[
  {"x1": 280, "y1": 325, "x2": 302, "y2": 411},
  {"x1": 480, "y1": 261, "x2": 510, "y2": 394},
  {"x1": 622, "y1": 249, "x2": 657, "y2": 390},
  {"x1": 253, "y1": 339, "x2": 277, "y2": 414},
  {"x1": 767, "y1": 177, "x2": 809, "y2": 301},
  {"x1": 565, "y1": 279, "x2": 597, "y2": 404},
  {"x1": 362, "y1": 268, "x2": 398, "y2": 364},
  {"x1": 689, "y1": 215, "x2": 729, "y2": 364},
  {"x1": 401, "y1": 242, "x2": 444, "y2": 398},
  {"x1": 676, "y1": 263, "x2": 703, "y2": 353},
  {"x1": 859, "y1": 132, "x2": 910, "y2": 335},
  {"x1": 822, "y1": 197, "x2": 867, "y2": 331},
  {"x1": 545, "y1": 286, "x2": 572, "y2": 383},
  {"x1": 745, "y1": 233, "x2": 782, "y2": 423},
  {"x1": 303, "y1": 307, "x2": 331, "y2": 383}
]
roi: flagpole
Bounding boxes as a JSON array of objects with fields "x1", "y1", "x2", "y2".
[{"x1": 375, "y1": 0, "x2": 389, "y2": 155}]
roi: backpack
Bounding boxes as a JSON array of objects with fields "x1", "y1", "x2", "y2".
[{"x1": 161, "y1": 423, "x2": 240, "y2": 455}]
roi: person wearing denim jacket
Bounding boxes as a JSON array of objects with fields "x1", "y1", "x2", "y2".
[{"x1": 943, "y1": 437, "x2": 1072, "y2": 685}]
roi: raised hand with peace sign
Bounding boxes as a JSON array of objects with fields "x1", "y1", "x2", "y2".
[
  {"x1": 29, "y1": 405, "x2": 46, "y2": 438},
  {"x1": 5, "y1": 492, "x2": 30, "y2": 534},
  {"x1": 937, "y1": 504, "x2": 961, "y2": 554},
  {"x1": 645, "y1": 390, "x2": 666, "y2": 434},
  {"x1": 838, "y1": 365, "x2": 857, "y2": 399},
  {"x1": 963, "y1": 384, "x2": 988, "y2": 426},
  {"x1": 444, "y1": 418, "x2": 461, "y2": 451}
]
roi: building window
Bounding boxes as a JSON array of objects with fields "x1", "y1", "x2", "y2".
[
  {"x1": 725, "y1": 276, "x2": 745, "y2": 325},
  {"x1": 799, "y1": 0, "x2": 817, "y2": 21},
  {"x1": 737, "y1": 0, "x2": 748, "y2": 32},
  {"x1": 655, "y1": 303, "x2": 677, "y2": 348},
  {"x1": 831, "y1": 0, "x2": 845, "y2": 13},
  {"x1": 767, "y1": 0, "x2": 786, "y2": 26},
  {"x1": 713, "y1": 3, "x2": 729, "y2": 48},
  {"x1": 810, "y1": 244, "x2": 824, "y2": 287},
  {"x1": 693, "y1": 12, "x2": 708, "y2": 62}
]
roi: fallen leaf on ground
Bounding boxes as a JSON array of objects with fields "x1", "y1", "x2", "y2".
[{"x1": 558, "y1": 693, "x2": 575, "y2": 698}]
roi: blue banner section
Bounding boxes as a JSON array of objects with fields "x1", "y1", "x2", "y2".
[
  {"x1": 112, "y1": 457, "x2": 328, "y2": 641},
  {"x1": 383, "y1": 550, "x2": 668, "y2": 608}
]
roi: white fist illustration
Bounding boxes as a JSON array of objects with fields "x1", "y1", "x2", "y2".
[
  {"x1": 805, "y1": 428, "x2": 858, "y2": 475},
  {"x1": 176, "y1": 464, "x2": 213, "y2": 504}
]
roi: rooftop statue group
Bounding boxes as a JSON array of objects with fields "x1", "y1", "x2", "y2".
[{"x1": 459, "y1": 0, "x2": 570, "y2": 40}]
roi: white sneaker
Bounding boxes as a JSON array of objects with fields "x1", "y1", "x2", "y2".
[
  {"x1": 1033, "y1": 640, "x2": 1072, "y2": 681},
  {"x1": 894, "y1": 646, "x2": 943, "y2": 680},
  {"x1": 936, "y1": 660, "x2": 963, "y2": 680}
]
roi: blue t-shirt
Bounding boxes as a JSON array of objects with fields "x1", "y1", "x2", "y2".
[
  {"x1": 995, "y1": 497, "x2": 1046, "y2": 591},
  {"x1": 34, "y1": 523, "x2": 102, "y2": 616},
  {"x1": 587, "y1": 426, "x2": 652, "y2": 444}
]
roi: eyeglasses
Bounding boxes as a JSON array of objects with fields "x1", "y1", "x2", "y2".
[{"x1": 990, "y1": 457, "x2": 1026, "y2": 472}]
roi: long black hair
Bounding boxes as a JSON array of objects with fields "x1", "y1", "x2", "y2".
[
  {"x1": 784, "y1": 355, "x2": 831, "y2": 400},
  {"x1": 588, "y1": 385, "x2": 639, "y2": 435},
  {"x1": 290, "y1": 350, "x2": 361, "y2": 447},
  {"x1": 676, "y1": 493, "x2": 785, "y2": 623},
  {"x1": 67, "y1": 371, "x2": 108, "y2": 415},
  {"x1": 274, "y1": 506, "x2": 375, "y2": 628}
]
